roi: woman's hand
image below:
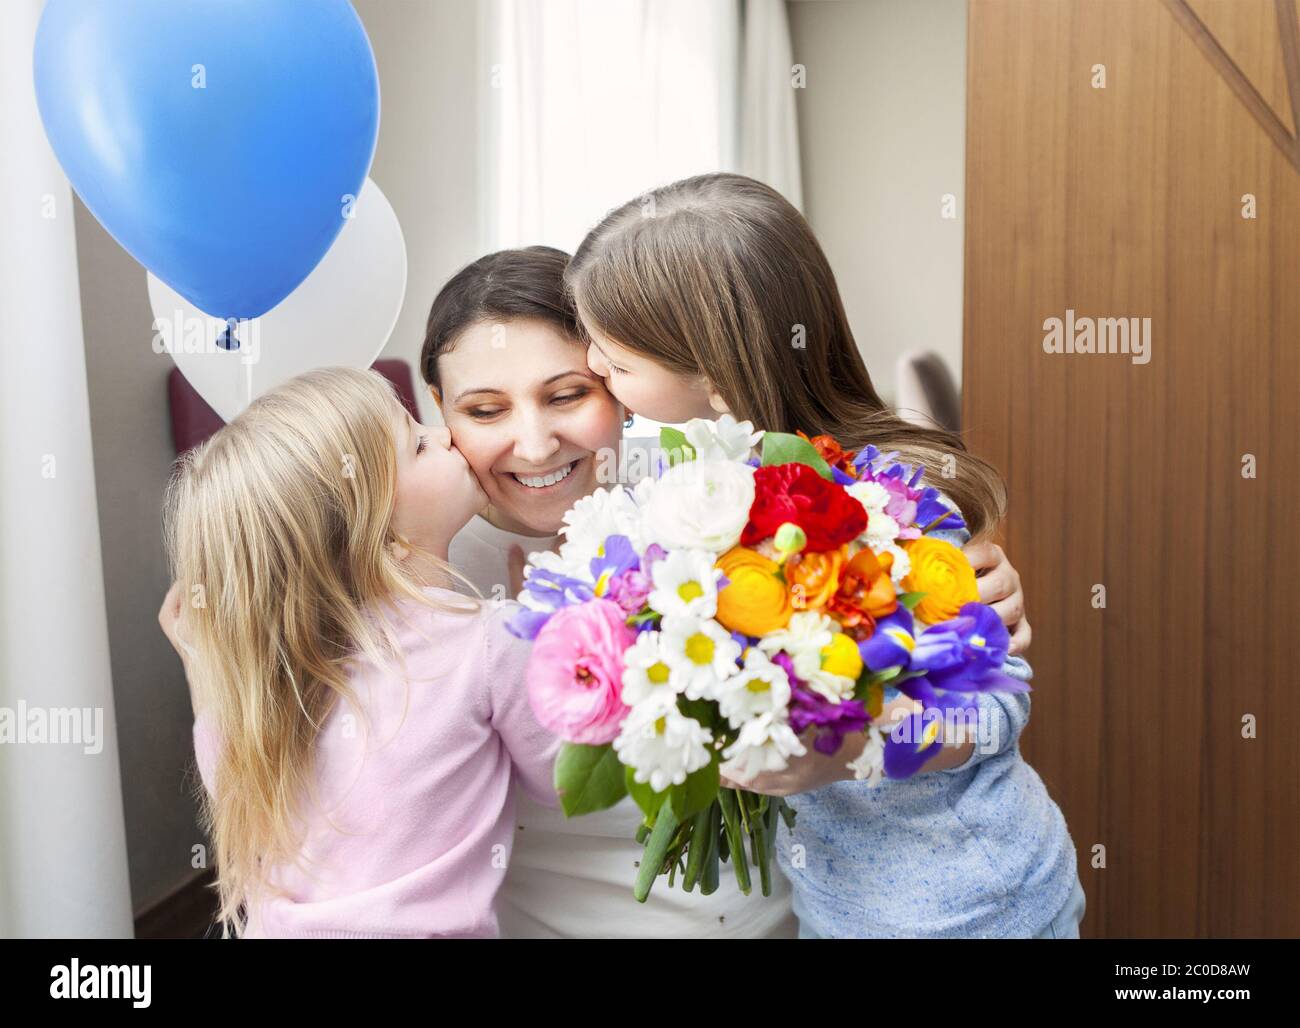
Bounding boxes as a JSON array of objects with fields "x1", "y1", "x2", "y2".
[{"x1": 964, "y1": 540, "x2": 1031, "y2": 655}]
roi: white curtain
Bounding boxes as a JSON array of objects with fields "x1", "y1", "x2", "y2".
[
  {"x1": 0, "y1": 0, "x2": 133, "y2": 937},
  {"x1": 482, "y1": 0, "x2": 801, "y2": 254}
]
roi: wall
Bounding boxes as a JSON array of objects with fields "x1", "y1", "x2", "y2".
[
  {"x1": 353, "y1": 0, "x2": 484, "y2": 420},
  {"x1": 75, "y1": 0, "x2": 483, "y2": 918},
  {"x1": 788, "y1": 0, "x2": 968, "y2": 400}
]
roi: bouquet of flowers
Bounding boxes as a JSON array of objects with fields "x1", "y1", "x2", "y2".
[{"x1": 508, "y1": 417, "x2": 1028, "y2": 901}]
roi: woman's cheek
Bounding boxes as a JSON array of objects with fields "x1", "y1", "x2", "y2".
[
  {"x1": 567, "y1": 394, "x2": 625, "y2": 454},
  {"x1": 444, "y1": 419, "x2": 500, "y2": 485}
]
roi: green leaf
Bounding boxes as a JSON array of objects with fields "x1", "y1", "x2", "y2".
[
  {"x1": 659, "y1": 427, "x2": 695, "y2": 466},
  {"x1": 897, "y1": 591, "x2": 927, "y2": 611},
  {"x1": 554, "y1": 743, "x2": 628, "y2": 816},
  {"x1": 759, "y1": 432, "x2": 834, "y2": 481},
  {"x1": 625, "y1": 764, "x2": 668, "y2": 819},
  {"x1": 669, "y1": 759, "x2": 721, "y2": 821},
  {"x1": 676, "y1": 696, "x2": 717, "y2": 730}
]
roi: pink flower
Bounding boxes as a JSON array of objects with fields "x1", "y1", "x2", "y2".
[
  {"x1": 526, "y1": 599, "x2": 636, "y2": 745},
  {"x1": 606, "y1": 568, "x2": 652, "y2": 616}
]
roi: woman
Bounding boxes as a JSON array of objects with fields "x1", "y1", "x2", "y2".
[{"x1": 420, "y1": 245, "x2": 1032, "y2": 937}]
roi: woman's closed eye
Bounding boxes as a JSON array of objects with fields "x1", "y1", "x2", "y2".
[{"x1": 464, "y1": 389, "x2": 590, "y2": 420}]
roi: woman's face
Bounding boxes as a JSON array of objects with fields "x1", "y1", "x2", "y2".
[
  {"x1": 581, "y1": 319, "x2": 723, "y2": 424},
  {"x1": 434, "y1": 318, "x2": 626, "y2": 536}
]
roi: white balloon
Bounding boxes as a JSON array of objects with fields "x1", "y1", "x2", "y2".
[{"x1": 149, "y1": 177, "x2": 406, "y2": 422}]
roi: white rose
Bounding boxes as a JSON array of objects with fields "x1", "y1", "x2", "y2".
[{"x1": 641, "y1": 459, "x2": 755, "y2": 553}]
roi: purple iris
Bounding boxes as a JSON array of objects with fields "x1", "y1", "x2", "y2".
[
  {"x1": 882, "y1": 711, "x2": 945, "y2": 778},
  {"x1": 771, "y1": 652, "x2": 870, "y2": 755},
  {"x1": 915, "y1": 487, "x2": 965, "y2": 531},
  {"x1": 859, "y1": 607, "x2": 916, "y2": 672},
  {"x1": 923, "y1": 603, "x2": 1024, "y2": 693},
  {"x1": 505, "y1": 567, "x2": 595, "y2": 640},
  {"x1": 590, "y1": 534, "x2": 640, "y2": 584}
]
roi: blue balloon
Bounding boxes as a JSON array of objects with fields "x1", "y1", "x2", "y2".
[{"x1": 33, "y1": 0, "x2": 379, "y2": 320}]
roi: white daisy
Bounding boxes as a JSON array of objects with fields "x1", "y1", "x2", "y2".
[
  {"x1": 846, "y1": 725, "x2": 887, "y2": 787},
  {"x1": 620, "y1": 631, "x2": 681, "y2": 706},
  {"x1": 716, "y1": 648, "x2": 792, "y2": 728},
  {"x1": 847, "y1": 480, "x2": 891, "y2": 519},
  {"x1": 559, "y1": 484, "x2": 645, "y2": 565},
  {"x1": 683, "y1": 415, "x2": 763, "y2": 462},
  {"x1": 883, "y1": 542, "x2": 911, "y2": 583},
  {"x1": 614, "y1": 698, "x2": 714, "y2": 794},
  {"x1": 757, "y1": 611, "x2": 836, "y2": 681},
  {"x1": 720, "y1": 712, "x2": 806, "y2": 782},
  {"x1": 658, "y1": 614, "x2": 741, "y2": 701},
  {"x1": 647, "y1": 549, "x2": 722, "y2": 619}
]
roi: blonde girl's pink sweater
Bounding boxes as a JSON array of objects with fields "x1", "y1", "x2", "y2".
[{"x1": 190, "y1": 591, "x2": 559, "y2": 938}]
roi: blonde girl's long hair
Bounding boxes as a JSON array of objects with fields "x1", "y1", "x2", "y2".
[
  {"x1": 163, "y1": 367, "x2": 475, "y2": 936},
  {"x1": 566, "y1": 172, "x2": 1007, "y2": 538}
]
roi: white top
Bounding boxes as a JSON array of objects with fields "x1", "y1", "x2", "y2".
[{"x1": 447, "y1": 511, "x2": 798, "y2": 938}]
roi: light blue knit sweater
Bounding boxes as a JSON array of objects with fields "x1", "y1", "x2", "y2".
[{"x1": 777, "y1": 527, "x2": 1080, "y2": 939}]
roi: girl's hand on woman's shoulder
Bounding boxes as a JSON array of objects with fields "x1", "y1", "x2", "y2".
[{"x1": 963, "y1": 540, "x2": 1031, "y2": 656}]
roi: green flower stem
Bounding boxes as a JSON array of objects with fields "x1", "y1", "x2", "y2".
[
  {"x1": 634, "y1": 797, "x2": 681, "y2": 903},
  {"x1": 717, "y1": 788, "x2": 751, "y2": 895},
  {"x1": 700, "y1": 802, "x2": 722, "y2": 896},
  {"x1": 682, "y1": 806, "x2": 713, "y2": 891}
]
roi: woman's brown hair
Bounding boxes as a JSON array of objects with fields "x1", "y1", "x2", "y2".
[
  {"x1": 420, "y1": 246, "x2": 578, "y2": 392},
  {"x1": 565, "y1": 172, "x2": 1006, "y2": 538}
]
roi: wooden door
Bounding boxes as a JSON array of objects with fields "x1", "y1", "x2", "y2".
[{"x1": 964, "y1": 0, "x2": 1300, "y2": 937}]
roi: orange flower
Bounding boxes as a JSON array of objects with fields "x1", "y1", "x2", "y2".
[
  {"x1": 827, "y1": 547, "x2": 898, "y2": 639},
  {"x1": 715, "y1": 547, "x2": 794, "y2": 636},
  {"x1": 797, "y1": 431, "x2": 858, "y2": 473},
  {"x1": 902, "y1": 537, "x2": 979, "y2": 624},
  {"x1": 785, "y1": 546, "x2": 846, "y2": 611}
]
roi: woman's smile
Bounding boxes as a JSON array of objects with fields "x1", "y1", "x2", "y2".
[{"x1": 503, "y1": 456, "x2": 582, "y2": 492}]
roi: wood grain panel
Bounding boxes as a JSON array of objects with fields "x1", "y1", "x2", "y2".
[
  {"x1": 964, "y1": 0, "x2": 1300, "y2": 937},
  {"x1": 1187, "y1": 0, "x2": 1297, "y2": 134}
]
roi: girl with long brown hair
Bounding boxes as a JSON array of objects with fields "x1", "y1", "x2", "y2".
[{"x1": 566, "y1": 173, "x2": 1084, "y2": 938}]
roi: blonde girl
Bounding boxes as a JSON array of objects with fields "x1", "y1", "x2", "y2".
[
  {"x1": 564, "y1": 173, "x2": 1084, "y2": 938},
  {"x1": 160, "y1": 367, "x2": 556, "y2": 938}
]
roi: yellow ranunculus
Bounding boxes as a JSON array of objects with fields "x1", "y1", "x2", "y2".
[
  {"x1": 714, "y1": 547, "x2": 793, "y2": 637},
  {"x1": 901, "y1": 536, "x2": 979, "y2": 624},
  {"x1": 820, "y1": 632, "x2": 863, "y2": 680}
]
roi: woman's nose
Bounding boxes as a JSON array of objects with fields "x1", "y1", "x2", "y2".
[{"x1": 513, "y1": 415, "x2": 561, "y2": 465}]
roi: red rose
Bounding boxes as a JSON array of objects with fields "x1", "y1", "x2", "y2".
[{"x1": 742, "y1": 463, "x2": 867, "y2": 551}]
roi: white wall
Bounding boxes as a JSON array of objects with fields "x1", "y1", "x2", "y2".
[
  {"x1": 353, "y1": 0, "x2": 485, "y2": 421},
  {"x1": 788, "y1": 0, "x2": 968, "y2": 400}
]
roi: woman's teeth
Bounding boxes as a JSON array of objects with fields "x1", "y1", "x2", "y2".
[{"x1": 512, "y1": 461, "x2": 576, "y2": 489}]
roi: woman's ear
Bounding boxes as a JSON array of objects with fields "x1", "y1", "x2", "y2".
[
  {"x1": 705, "y1": 381, "x2": 731, "y2": 415},
  {"x1": 427, "y1": 383, "x2": 442, "y2": 408}
]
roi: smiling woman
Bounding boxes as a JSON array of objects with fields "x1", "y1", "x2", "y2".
[
  {"x1": 421, "y1": 247, "x2": 625, "y2": 555},
  {"x1": 420, "y1": 247, "x2": 799, "y2": 938}
]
